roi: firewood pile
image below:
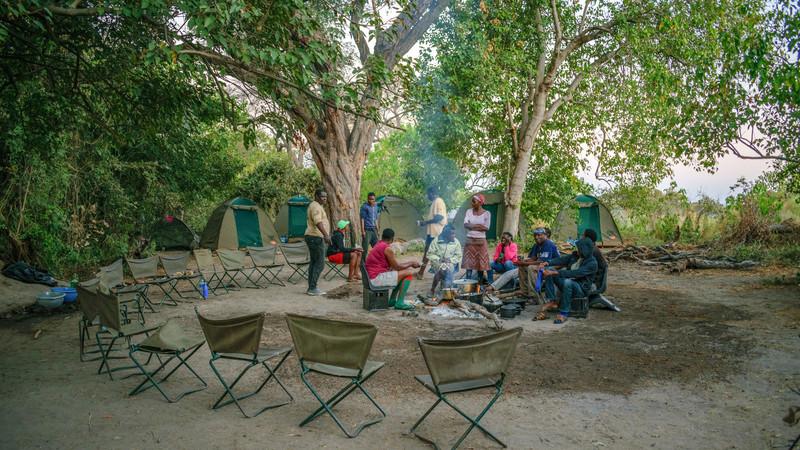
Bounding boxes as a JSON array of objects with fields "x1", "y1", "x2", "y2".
[{"x1": 605, "y1": 245, "x2": 759, "y2": 273}]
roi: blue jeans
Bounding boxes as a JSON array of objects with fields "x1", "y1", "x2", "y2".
[
  {"x1": 551, "y1": 277, "x2": 584, "y2": 314},
  {"x1": 488, "y1": 260, "x2": 515, "y2": 283}
]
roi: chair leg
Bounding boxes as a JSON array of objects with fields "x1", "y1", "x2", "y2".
[
  {"x1": 265, "y1": 266, "x2": 285, "y2": 287},
  {"x1": 442, "y1": 387, "x2": 506, "y2": 449},
  {"x1": 96, "y1": 333, "x2": 154, "y2": 380},
  {"x1": 208, "y1": 352, "x2": 293, "y2": 418},
  {"x1": 299, "y1": 369, "x2": 386, "y2": 438},
  {"x1": 128, "y1": 345, "x2": 207, "y2": 402}
]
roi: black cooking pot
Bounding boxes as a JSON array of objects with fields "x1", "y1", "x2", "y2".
[
  {"x1": 503, "y1": 298, "x2": 527, "y2": 310},
  {"x1": 499, "y1": 304, "x2": 518, "y2": 319},
  {"x1": 483, "y1": 299, "x2": 502, "y2": 313}
]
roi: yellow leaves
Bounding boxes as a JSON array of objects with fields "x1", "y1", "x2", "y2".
[
  {"x1": 479, "y1": 0, "x2": 489, "y2": 15},
  {"x1": 490, "y1": 18, "x2": 501, "y2": 27}
]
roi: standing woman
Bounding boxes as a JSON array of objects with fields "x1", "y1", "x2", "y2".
[{"x1": 461, "y1": 193, "x2": 491, "y2": 283}]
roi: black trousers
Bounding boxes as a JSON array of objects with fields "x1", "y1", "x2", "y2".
[{"x1": 305, "y1": 235, "x2": 326, "y2": 290}]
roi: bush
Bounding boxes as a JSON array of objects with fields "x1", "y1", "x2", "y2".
[{"x1": 235, "y1": 151, "x2": 320, "y2": 217}]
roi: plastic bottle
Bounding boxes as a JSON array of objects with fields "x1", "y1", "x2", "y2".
[{"x1": 199, "y1": 279, "x2": 209, "y2": 300}]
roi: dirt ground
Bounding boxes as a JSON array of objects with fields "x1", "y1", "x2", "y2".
[{"x1": 0, "y1": 259, "x2": 798, "y2": 449}]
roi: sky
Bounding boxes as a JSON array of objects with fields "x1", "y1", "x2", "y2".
[{"x1": 581, "y1": 154, "x2": 772, "y2": 201}]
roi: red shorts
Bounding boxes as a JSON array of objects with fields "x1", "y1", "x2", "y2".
[{"x1": 327, "y1": 253, "x2": 344, "y2": 264}]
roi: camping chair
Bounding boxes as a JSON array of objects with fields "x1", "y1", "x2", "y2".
[
  {"x1": 323, "y1": 259, "x2": 347, "y2": 281},
  {"x1": 126, "y1": 256, "x2": 179, "y2": 306},
  {"x1": 196, "y1": 308, "x2": 293, "y2": 418},
  {"x1": 360, "y1": 260, "x2": 390, "y2": 311},
  {"x1": 76, "y1": 285, "x2": 161, "y2": 380},
  {"x1": 586, "y1": 264, "x2": 621, "y2": 312},
  {"x1": 216, "y1": 249, "x2": 260, "y2": 289},
  {"x1": 285, "y1": 314, "x2": 386, "y2": 438},
  {"x1": 247, "y1": 245, "x2": 285, "y2": 287},
  {"x1": 410, "y1": 327, "x2": 523, "y2": 449},
  {"x1": 193, "y1": 249, "x2": 227, "y2": 295},
  {"x1": 97, "y1": 259, "x2": 154, "y2": 313},
  {"x1": 77, "y1": 278, "x2": 135, "y2": 362},
  {"x1": 279, "y1": 242, "x2": 310, "y2": 284},
  {"x1": 128, "y1": 320, "x2": 207, "y2": 403},
  {"x1": 159, "y1": 252, "x2": 201, "y2": 299}
]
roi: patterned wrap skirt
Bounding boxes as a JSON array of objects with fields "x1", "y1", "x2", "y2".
[{"x1": 461, "y1": 237, "x2": 490, "y2": 271}]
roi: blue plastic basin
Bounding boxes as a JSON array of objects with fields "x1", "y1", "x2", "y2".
[{"x1": 52, "y1": 287, "x2": 77, "y2": 303}]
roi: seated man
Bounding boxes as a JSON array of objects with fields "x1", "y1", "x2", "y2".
[
  {"x1": 538, "y1": 237, "x2": 598, "y2": 324},
  {"x1": 425, "y1": 225, "x2": 463, "y2": 296},
  {"x1": 486, "y1": 228, "x2": 559, "y2": 297},
  {"x1": 488, "y1": 232, "x2": 517, "y2": 283},
  {"x1": 326, "y1": 220, "x2": 363, "y2": 282},
  {"x1": 365, "y1": 228, "x2": 421, "y2": 310}
]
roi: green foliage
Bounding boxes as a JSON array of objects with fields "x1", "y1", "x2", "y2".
[
  {"x1": 361, "y1": 128, "x2": 465, "y2": 211},
  {"x1": 235, "y1": 150, "x2": 319, "y2": 217},
  {"x1": 654, "y1": 214, "x2": 680, "y2": 243}
]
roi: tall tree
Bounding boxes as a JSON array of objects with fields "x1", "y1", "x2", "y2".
[{"x1": 418, "y1": 0, "x2": 777, "y2": 234}]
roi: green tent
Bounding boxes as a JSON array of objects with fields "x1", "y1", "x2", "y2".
[
  {"x1": 274, "y1": 195, "x2": 311, "y2": 239},
  {"x1": 376, "y1": 195, "x2": 425, "y2": 241},
  {"x1": 552, "y1": 194, "x2": 623, "y2": 247},
  {"x1": 150, "y1": 216, "x2": 199, "y2": 250},
  {"x1": 453, "y1": 190, "x2": 527, "y2": 242},
  {"x1": 200, "y1": 197, "x2": 279, "y2": 249}
]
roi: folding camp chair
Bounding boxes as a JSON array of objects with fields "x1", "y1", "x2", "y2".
[
  {"x1": 279, "y1": 242, "x2": 310, "y2": 284},
  {"x1": 97, "y1": 259, "x2": 153, "y2": 313},
  {"x1": 127, "y1": 256, "x2": 179, "y2": 306},
  {"x1": 196, "y1": 308, "x2": 293, "y2": 418},
  {"x1": 323, "y1": 260, "x2": 347, "y2": 281},
  {"x1": 77, "y1": 278, "x2": 132, "y2": 362},
  {"x1": 193, "y1": 249, "x2": 227, "y2": 295},
  {"x1": 128, "y1": 320, "x2": 207, "y2": 403},
  {"x1": 286, "y1": 314, "x2": 386, "y2": 438},
  {"x1": 247, "y1": 245, "x2": 285, "y2": 287},
  {"x1": 410, "y1": 327, "x2": 523, "y2": 449},
  {"x1": 159, "y1": 252, "x2": 201, "y2": 299},
  {"x1": 586, "y1": 264, "x2": 621, "y2": 312},
  {"x1": 77, "y1": 285, "x2": 161, "y2": 380},
  {"x1": 217, "y1": 249, "x2": 260, "y2": 289}
]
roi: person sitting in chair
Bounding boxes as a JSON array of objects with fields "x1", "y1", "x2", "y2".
[
  {"x1": 537, "y1": 237, "x2": 598, "y2": 324},
  {"x1": 365, "y1": 228, "x2": 421, "y2": 310},
  {"x1": 426, "y1": 225, "x2": 463, "y2": 297},
  {"x1": 486, "y1": 228, "x2": 559, "y2": 296},
  {"x1": 488, "y1": 232, "x2": 517, "y2": 283},
  {"x1": 326, "y1": 220, "x2": 363, "y2": 282}
]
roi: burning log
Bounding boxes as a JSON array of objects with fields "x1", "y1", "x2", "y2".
[{"x1": 452, "y1": 298, "x2": 504, "y2": 330}]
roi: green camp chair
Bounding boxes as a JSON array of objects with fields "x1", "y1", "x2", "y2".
[
  {"x1": 285, "y1": 314, "x2": 386, "y2": 438},
  {"x1": 196, "y1": 308, "x2": 293, "y2": 418},
  {"x1": 323, "y1": 260, "x2": 347, "y2": 281},
  {"x1": 128, "y1": 320, "x2": 207, "y2": 403},
  {"x1": 126, "y1": 256, "x2": 179, "y2": 306},
  {"x1": 193, "y1": 249, "x2": 227, "y2": 295},
  {"x1": 247, "y1": 245, "x2": 285, "y2": 287},
  {"x1": 97, "y1": 259, "x2": 154, "y2": 313},
  {"x1": 159, "y1": 252, "x2": 201, "y2": 299},
  {"x1": 410, "y1": 327, "x2": 523, "y2": 449},
  {"x1": 77, "y1": 285, "x2": 161, "y2": 380},
  {"x1": 279, "y1": 242, "x2": 310, "y2": 284},
  {"x1": 216, "y1": 249, "x2": 260, "y2": 289},
  {"x1": 77, "y1": 277, "x2": 145, "y2": 362}
]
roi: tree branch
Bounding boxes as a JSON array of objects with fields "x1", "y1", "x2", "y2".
[
  {"x1": 549, "y1": 0, "x2": 563, "y2": 52},
  {"x1": 349, "y1": 0, "x2": 371, "y2": 65},
  {"x1": 545, "y1": 47, "x2": 619, "y2": 120},
  {"x1": 726, "y1": 137, "x2": 799, "y2": 164},
  {"x1": 375, "y1": 0, "x2": 449, "y2": 67}
]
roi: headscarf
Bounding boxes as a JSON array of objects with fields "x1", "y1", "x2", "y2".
[{"x1": 472, "y1": 193, "x2": 485, "y2": 205}]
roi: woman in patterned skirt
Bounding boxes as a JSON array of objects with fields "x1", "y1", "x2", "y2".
[{"x1": 461, "y1": 193, "x2": 491, "y2": 283}]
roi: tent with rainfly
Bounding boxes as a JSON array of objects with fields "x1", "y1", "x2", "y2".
[
  {"x1": 552, "y1": 194, "x2": 623, "y2": 247},
  {"x1": 376, "y1": 195, "x2": 425, "y2": 241},
  {"x1": 454, "y1": 190, "x2": 527, "y2": 242},
  {"x1": 274, "y1": 195, "x2": 311, "y2": 239},
  {"x1": 150, "y1": 216, "x2": 199, "y2": 250},
  {"x1": 200, "y1": 197, "x2": 278, "y2": 249}
]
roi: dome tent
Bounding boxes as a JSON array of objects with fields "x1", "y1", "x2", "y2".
[
  {"x1": 453, "y1": 190, "x2": 527, "y2": 242},
  {"x1": 274, "y1": 195, "x2": 311, "y2": 239},
  {"x1": 200, "y1": 197, "x2": 278, "y2": 250},
  {"x1": 150, "y1": 216, "x2": 199, "y2": 250},
  {"x1": 552, "y1": 194, "x2": 623, "y2": 247},
  {"x1": 376, "y1": 195, "x2": 425, "y2": 241}
]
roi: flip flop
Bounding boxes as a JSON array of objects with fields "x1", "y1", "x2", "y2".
[{"x1": 553, "y1": 314, "x2": 568, "y2": 324}]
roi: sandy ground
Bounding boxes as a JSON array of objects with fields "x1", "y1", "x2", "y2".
[{"x1": 0, "y1": 259, "x2": 798, "y2": 450}]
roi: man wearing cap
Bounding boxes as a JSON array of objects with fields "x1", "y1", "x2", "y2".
[
  {"x1": 486, "y1": 228, "x2": 559, "y2": 298},
  {"x1": 327, "y1": 220, "x2": 363, "y2": 282}
]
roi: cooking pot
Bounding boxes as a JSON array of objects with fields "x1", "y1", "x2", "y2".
[
  {"x1": 458, "y1": 292, "x2": 483, "y2": 305},
  {"x1": 440, "y1": 288, "x2": 458, "y2": 301},
  {"x1": 483, "y1": 298, "x2": 502, "y2": 313},
  {"x1": 499, "y1": 304, "x2": 518, "y2": 319},
  {"x1": 453, "y1": 279, "x2": 479, "y2": 293},
  {"x1": 503, "y1": 298, "x2": 528, "y2": 310}
]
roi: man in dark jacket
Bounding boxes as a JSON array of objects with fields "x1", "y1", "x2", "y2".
[{"x1": 540, "y1": 238, "x2": 598, "y2": 324}]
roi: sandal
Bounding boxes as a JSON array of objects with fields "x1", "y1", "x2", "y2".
[
  {"x1": 553, "y1": 313, "x2": 568, "y2": 324},
  {"x1": 533, "y1": 311, "x2": 548, "y2": 321}
]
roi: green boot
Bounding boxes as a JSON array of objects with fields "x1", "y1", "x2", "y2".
[{"x1": 393, "y1": 279, "x2": 414, "y2": 310}]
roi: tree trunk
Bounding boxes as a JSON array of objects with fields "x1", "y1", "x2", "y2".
[
  {"x1": 503, "y1": 106, "x2": 546, "y2": 237},
  {"x1": 305, "y1": 108, "x2": 376, "y2": 245}
]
